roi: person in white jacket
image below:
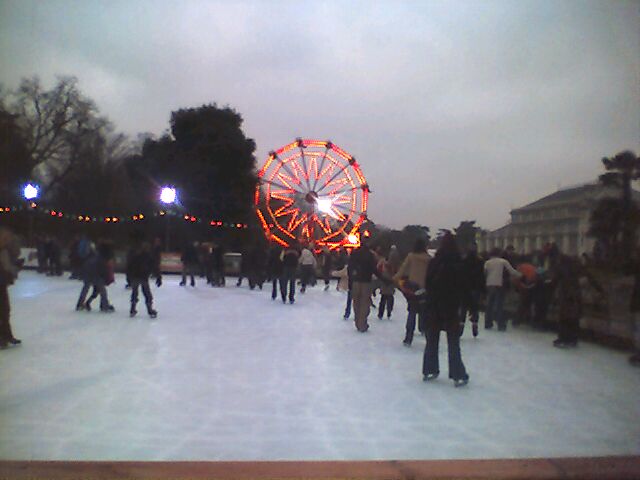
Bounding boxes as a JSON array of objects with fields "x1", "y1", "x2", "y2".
[
  {"x1": 484, "y1": 248, "x2": 522, "y2": 330},
  {"x1": 299, "y1": 246, "x2": 317, "y2": 293}
]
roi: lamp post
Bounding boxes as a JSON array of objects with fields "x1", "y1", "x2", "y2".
[
  {"x1": 160, "y1": 186, "x2": 177, "y2": 251},
  {"x1": 23, "y1": 183, "x2": 39, "y2": 246}
]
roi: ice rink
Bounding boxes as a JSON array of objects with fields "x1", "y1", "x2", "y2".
[{"x1": 1, "y1": 271, "x2": 639, "y2": 461}]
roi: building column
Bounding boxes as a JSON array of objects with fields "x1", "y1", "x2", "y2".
[{"x1": 524, "y1": 236, "x2": 531, "y2": 254}]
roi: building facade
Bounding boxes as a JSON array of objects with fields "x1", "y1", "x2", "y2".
[{"x1": 477, "y1": 182, "x2": 627, "y2": 257}]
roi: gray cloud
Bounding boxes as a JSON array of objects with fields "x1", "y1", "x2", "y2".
[{"x1": 1, "y1": 0, "x2": 638, "y2": 230}]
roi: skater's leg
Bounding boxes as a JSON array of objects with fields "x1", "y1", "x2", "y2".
[
  {"x1": 130, "y1": 280, "x2": 140, "y2": 313},
  {"x1": 141, "y1": 279, "x2": 155, "y2": 313},
  {"x1": 387, "y1": 294, "x2": 394, "y2": 317},
  {"x1": 76, "y1": 282, "x2": 91, "y2": 309},
  {"x1": 0, "y1": 285, "x2": 15, "y2": 343},
  {"x1": 288, "y1": 271, "x2": 296, "y2": 302},
  {"x1": 279, "y1": 275, "x2": 287, "y2": 301},
  {"x1": 422, "y1": 321, "x2": 440, "y2": 376},
  {"x1": 344, "y1": 289, "x2": 352, "y2": 318},
  {"x1": 446, "y1": 317, "x2": 468, "y2": 381},
  {"x1": 377, "y1": 295, "x2": 386, "y2": 318},
  {"x1": 404, "y1": 301, "x2": 417, "y2": 344}
]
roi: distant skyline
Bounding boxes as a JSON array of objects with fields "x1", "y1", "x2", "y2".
[{"x1": 1, "y1": 0, "x2": 638, "y2": 231}]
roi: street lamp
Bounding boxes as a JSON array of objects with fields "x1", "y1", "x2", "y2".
[
  {"x1": 160, "y1": 186, "x2": 177, "y2": 251},
  {"x1": 23, "y1": 183, "x2": 39, "y2": 246},
  {"x1": 23, "y1": 183, "x2": 39, "y2": 201}
]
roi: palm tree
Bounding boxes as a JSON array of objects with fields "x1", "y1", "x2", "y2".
[{"x1": 599, "y1": 150, "x2": 640, "y2": 255}]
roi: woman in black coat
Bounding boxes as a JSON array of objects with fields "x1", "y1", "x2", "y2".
[{"x1": 422, "y1": 232, "x2": 469, "y2": 387}]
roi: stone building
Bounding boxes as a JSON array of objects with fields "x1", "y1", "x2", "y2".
[{"x1": 477, "y1": 182, "x2": 633, "y2": 256}]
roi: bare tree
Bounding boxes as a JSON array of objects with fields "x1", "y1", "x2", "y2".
[{"x1": 9, "y1": 76, "x2": 110, "y2": 193}]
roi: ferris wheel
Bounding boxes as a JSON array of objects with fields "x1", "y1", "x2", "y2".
[{"x1": 255, "y1": 139, "x2": 370, "y2": 249}]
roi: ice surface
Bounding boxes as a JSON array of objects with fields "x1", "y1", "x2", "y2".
[{"x1": 1, "y1": 271, "x2": 639, "y2": 461}]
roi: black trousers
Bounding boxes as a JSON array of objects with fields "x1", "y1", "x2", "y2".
[
  {"x1": 378, "y1": 294, "x2": 394, "y2": 317},
  {"x1": 0, "y1": 285, "x2": 14, "y2": 342},
  {"x1": 78, "y1": 281, "x2": 109, "y2": 310},
  {"x1": 279, "y1": 268, "x2": 296, "y2": 302},
  {"x1": 130, "y1": 278, "x2": 153, "y2": 312},
  {"x1": 423, "y1": 307, "x2": 468, "y2": 381},
  {"x1": 404, "y1": 299, "x2": 425, "y2": 344}
]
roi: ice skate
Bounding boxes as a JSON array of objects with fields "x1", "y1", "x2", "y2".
[
  {"x1": 423, "y1": 373, "x2": 438, "y2": 381},
  {"x1": 472, "y1": 323, "x2": 479, "y2": 337},
  {"x1": 148, "y1": 309, "x2": 158, "y2": 319},
  {"x1": 100, "y1": 305, "x2": 115, "y2": 313},
  {"x1": 454, "y1": 378, "x2": 469, "y2": 387},
  {"x1": 130, "y1": 309, "x2": 137, "y2": 318}
]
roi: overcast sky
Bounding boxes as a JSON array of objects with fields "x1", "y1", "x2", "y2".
[{"x1": 1, "y1": 0, "x2": 638, "y2": 231}]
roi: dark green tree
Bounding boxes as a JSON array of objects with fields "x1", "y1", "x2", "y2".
[
  {"x1": 599, "y1": 150, "x2": 640, "y2": 255},
  {"x1": 454, "y1": 220, "x2": 479, "y2": 253},
  {"x1": 131, "y1": 104, "x2": 258, "y2": 222}
]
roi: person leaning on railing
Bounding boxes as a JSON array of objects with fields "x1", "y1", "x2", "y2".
[{"x1": 0, "y1": 227, "x2": 22, "y2": 348}]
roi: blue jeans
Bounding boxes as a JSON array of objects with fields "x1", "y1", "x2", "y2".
[
  {"x1": 486, "y1": 287, "x2": 505, "y2": 329},
  {"x1": 344, "y1": 289, "x2": 352, "y2": 318}
]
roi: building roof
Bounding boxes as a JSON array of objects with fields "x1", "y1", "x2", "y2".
[{"x1": 510, "y1": 182, "x2": 631, "y2": 213}]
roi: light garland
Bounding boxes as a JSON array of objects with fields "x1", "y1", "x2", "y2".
[{"x1": 0, "y1": 204, "x2": 250, "y2": 229}]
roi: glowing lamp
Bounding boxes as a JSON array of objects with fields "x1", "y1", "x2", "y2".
[
  {"x1": 160, "y1": 187, "x2": 177, "y2": 204},
  {"x1": 23, "y1": 183, "x2": 39, "y2": 200},
  {"x1": 347, "y1": 234, "x2": 358, "y2": 244},
  {"x1": 316, "y1": 197, "x2": 333, "y2": 214}
]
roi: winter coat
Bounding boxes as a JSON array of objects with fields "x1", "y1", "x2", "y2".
[
  {"x1": 348, "y1": 246, "x2": 382, "y2": 283},
  {"x1": 80, "y1": 253, "x2": 108, "y2": 285},
  {"x1": 332, "y1": 266, "x2": 349, "y2": 291},
  {"x1": 299, "y1": 248, "x2": 316, "y2": 266},
  {"x1": 461, "y1": 253, "x2": 485, "y2": 294},
  {"x1": 388, "y1": 246, "x2": 401, "y2": 273},
  {"x1": 394, "y1": 251, "x2": 430, "y2": 288},
  {"x1": 0, "y1": 249, "x2": 18, "y2": 286},
  {"x1": 281, "y1": 248, "x2": 300, "y2": 270},
  {"x1": 425, "y1": 250, "x2": 463, "y2": 327},
  {"x1": 377, "y1": 259, "x2": 396, "y2": 295},
  {"x1": 126, "y1": 248, "x2": 154, "y2": 281}
]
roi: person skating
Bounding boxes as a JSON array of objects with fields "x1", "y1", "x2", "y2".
[
  {"x1": 377, "y1": 253, "x2": 396, "y2": 320},
  {"x1": 248, "y1": 242, "x2": 267, "y2": 290},
  {"x1": 280, "y1": 244, "x2": 299, "y2": 304},
  {"x1": 299, "y1": 245, "x2": 316, "y2": 293},
  {"x1": 348, "y1": 237, "x2": 387, "y2": 332},
  {"x1": 211, "y1": 242, "x2": 225, "y2": 287},
  {"x1": 394, "y1": 239, "x2": 430, "y2": 346},
  {"x1": 547, "y1": 244, "x2": 603, "y2": 348},
  {"x1": 180, "y1": 241, "x2": 199, "y2": 287},
  {"x1": 422, "y1": 232, "x2": 469, "y2": 387},
  {"x1": 484, "y1": 248, "x2": 522, "y2": 331},
  {"x1": 151, "y1": 237, "x2": 163, "y2": 287},
  {"x1": 459, "y1": 242, "x2": 484, "y2": 337},
  {"x1": 0, "y1": 227, "x2": 22, "y2": 348},
  {"x1": 126, "y1": 241, "x2": 158, "y2": 318},
  {"x1": 266, "y1": 245, "x2": 283, "y2": 300},
  {"x1": 76, "y1": 242, "x2": 115, "y2": 313},
  {"x1": 320, "y1": 246, "x2": 333, "y2": 291}
]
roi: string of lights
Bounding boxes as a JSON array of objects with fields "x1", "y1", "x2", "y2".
[{"x1": 0, "y1": 203, "x2": 251, "y2": 229}]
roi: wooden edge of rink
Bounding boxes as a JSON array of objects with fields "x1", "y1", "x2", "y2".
[{"x1": 1, "y1": 456, "x2": 639, "y2": 480}]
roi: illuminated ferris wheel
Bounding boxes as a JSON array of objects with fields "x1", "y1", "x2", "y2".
[{"x1": 255, "y1": 139, "x2": 370, "y2": 249}]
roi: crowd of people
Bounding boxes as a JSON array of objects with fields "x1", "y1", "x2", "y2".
[{"x1": 1, "y1": 225, "x2": 639, "y2": 375}]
